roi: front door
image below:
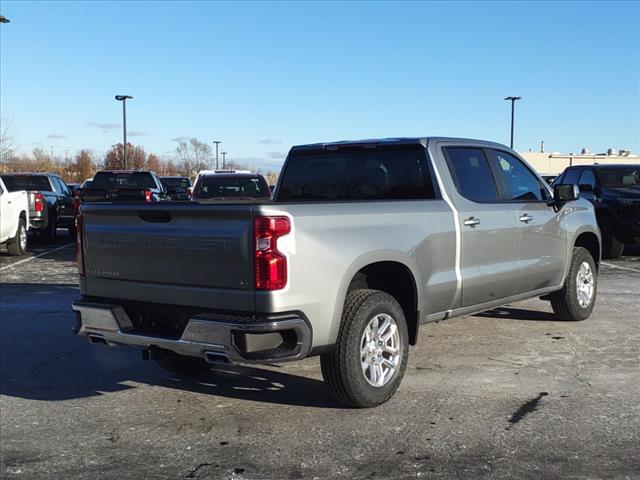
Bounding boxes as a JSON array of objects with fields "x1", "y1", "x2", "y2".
[
  {"x1": 488, "y1": 149, "x2": 567, "y2": 291},
  {"x1": 439, "y1": 146, "x2": 521, "y2": 307}
]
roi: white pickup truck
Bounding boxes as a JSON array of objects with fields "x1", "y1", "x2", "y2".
[{"x1": 0, "y1": 176, "x2": 29, "y2": 256}]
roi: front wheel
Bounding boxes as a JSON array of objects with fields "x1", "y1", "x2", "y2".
[
  {"x1": 550, "y1": 247, "x2": 597, "y2": 321},
  {"x1": 321, "y1": 289, "x2": 409, "y2": 408}
]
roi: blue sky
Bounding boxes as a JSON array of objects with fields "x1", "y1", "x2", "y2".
[{"x1": 1, "y1": 1, "x2": 638, "y2": 170}]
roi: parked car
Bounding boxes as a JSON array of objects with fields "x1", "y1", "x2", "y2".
[
  {"x1": 80, "y1": 178, "x2": 93, "y2": 189},
  {"x1": 0, "y1": 176, "x2": 29, "y2": 256},
  {"x1": 160, "y1": 176, "x2": 192, "y2": 201},
  {"x1": 0, "y1": 173, "x2": 75, "y2": 242},
  {"x1": 72, "y1": 137, "x2": 600, "y2": 408},
  {"x1": 552, "y1": 164, "x2": 640, "y2": 259},
  {"x1": 78, "y1": 170, "x2": 168, "y2": 203},
  {"x1": 191, "y1": 171, "x2": 271, "y2": 201},
  {"x1": 66, "y1": 183, "x2": 80, "y2": 195}
]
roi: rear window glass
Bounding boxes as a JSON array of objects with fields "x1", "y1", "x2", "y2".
[
  {"x1": 195, "y1": 175, "x2": 269, "y2": 199},
  {"x1": 0, "y1": 175, "x2": 52, "y2": 192},
  {"x1": 161, "y1": 177, "x2": 191, "y2": 190},
  {"x1": 92, "y1": 172, "x2": 156, "y2": 189},
  {"x1": 597, "y1": 167, "x2": 640, "y2": 188},
  {"x1": 278, "y1": 146, "x2": 435, "y2": 201}
]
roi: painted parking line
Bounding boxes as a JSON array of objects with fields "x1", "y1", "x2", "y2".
[
  {"x1": 0, "y1": 243, "x2": 75, "y2": 272},
  {"x1": 600, "y1": 261, "x2": 640, "y2": 274}
]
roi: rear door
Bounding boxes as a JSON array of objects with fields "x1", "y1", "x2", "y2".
[
  {"x1": 488, "y1": 149, "x2": 567, "y2": 291},
  {"x1": 440, "y1": 145, "x2": 521, "y2": 307}
]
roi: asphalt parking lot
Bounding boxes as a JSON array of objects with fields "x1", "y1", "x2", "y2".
[{"x1": 1, "y1": 235, "x2": 639, "y2": 479}]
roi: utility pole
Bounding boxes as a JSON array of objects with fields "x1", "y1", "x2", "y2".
[
  {"x1": 115, "y1": 95, "x2": 133, "y2": 169},
  {"x1": 222, "y1": 151, "x2": 227, "y2": 169},
  {"x1": 504, "y1": 96, "x2": 522, "y2": 149},
  {"x1": 212, "y1": 141, "x2": 221, "y2": 169}
]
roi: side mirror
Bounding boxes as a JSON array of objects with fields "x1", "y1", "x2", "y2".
[
  {"x1": 554, "y1": 184, "x2": 579, "y2": 202},
  {"x1": 578, "y1": 184, "x2": 594, "y2": 193}
]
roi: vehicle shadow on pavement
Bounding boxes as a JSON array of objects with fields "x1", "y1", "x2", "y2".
[
  {"x1": 473, "y1": 307, "x2": 558, "y2": 322},
  {"x1": 0, "y1": 282, "x2": 342, "y2": 409}
]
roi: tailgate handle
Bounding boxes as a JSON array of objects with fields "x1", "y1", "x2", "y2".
[{"x1": 138, "y1": 211, "x2": 172, "y2": 223}]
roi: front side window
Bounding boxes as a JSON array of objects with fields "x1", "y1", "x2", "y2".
[
  {"x1": 578, "y1": 169, "x2": 596, "y2": 188},
  {"x1": 443, "y1": 147, "x2": 499, "y2": 202},
  {"x1": 491, "y1": 150, "x2": 550, "y2": 201},
  {"x1": 560, "y1": 169, "x2": 581, "y2": 185}
]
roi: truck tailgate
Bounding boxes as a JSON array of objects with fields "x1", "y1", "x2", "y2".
[{"x1": 81, "y1": 203, "x2": 255, "y2": 310}]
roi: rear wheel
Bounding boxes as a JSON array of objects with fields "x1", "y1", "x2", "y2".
[
  {"x1": 44, "y1": 214, "x2": 57, "y2": 243},
  {"x1": 550, "y1": 247, "x2": 597, "y2": 321},
  {"x1": 155, "y1": 354, "x2": 211, "y2": 377},
  {"x1": 321, "y1": 289, "x2": 409, "y2": 408},
  {"x1": 7, "y1": 219, "x2": 27, "y2": 256}
]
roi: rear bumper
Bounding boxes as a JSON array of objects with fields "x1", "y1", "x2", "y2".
[{"x1": 71, "y1": 301, "x2": 312, "y2": 364}]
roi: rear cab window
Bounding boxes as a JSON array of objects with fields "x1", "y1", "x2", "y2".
[
  {"x1": 277, "y1": 145, "x2": 436, "y2": 201},
  {"x1": 161, "y1": 177, "x2": 191, "y2": 191},
  {"x1": 92, "y1": 172, "x2": 156, "y2": 190},
  {"x1": 0, "y1": 175, "x2": 52, "y2": 192},
  {"x1": 195, "y1": 175, "x2": 270, "y2": 199}
]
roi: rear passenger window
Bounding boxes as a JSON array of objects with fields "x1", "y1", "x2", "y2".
[{"x1": 443, "y1": 148, "x2": 499, "y2": 202}]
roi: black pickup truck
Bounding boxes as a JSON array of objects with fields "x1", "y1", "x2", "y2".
[
  {"x1": 553, "y1": 164, "x2": 640, "y2": 258},
  {"x1": 0, "y1": 172, "x2": 76, "y2": 242},
  {"x1": 79, "y1": 171, "x2": 168, "y2": 203}
]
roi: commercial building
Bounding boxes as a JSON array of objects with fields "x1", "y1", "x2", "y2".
[{"x1": 519, "y1": 148, "x2": 640, "y2": 174}]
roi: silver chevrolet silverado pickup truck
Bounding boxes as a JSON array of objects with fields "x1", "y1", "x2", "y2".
[{"x1": 72, "y1": 137, "x2": 600, "y2": 407}]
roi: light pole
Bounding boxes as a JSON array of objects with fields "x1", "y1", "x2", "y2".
[
  {"x1": 504, "y1": 96, "x2": 522, "y2": 149},
  {"x1": 221, "y1": 151, "x2": 227, "y2": 169},
  {"x1": 115, "y1": 95, "x2": 133, "y2": 169},
  {"x1": 212, "y1": 141, "x2": 221, "y2": 169}
]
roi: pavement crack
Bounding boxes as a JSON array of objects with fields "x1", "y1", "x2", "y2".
[
  {"x1": 29, "y1": 344, "x2": 90, "y2": 375},
  {"x1": 507, "y1": 392, "x2": 548, "y2": 429},
  {"x1": 185, "y1": 463, "x2": 217, "y2": 478},
  {"x1": 487, "y1": 357, "x2": 523, "y2": 367}
]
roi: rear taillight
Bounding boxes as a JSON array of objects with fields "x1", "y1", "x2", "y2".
[
  {"x1": 144, "y1": 189, "x2": 152, "y2": 202},
  {"x1": 254, "y1": 216, "x2": 291, "y2": 290},
  {"x1": 76, "y1": 213, "x2": 84, "y2": 276},
  {"x1": 34, "y1": 193, "x2": 44, "y2": 212},
  {"x1": 73, "y1": 191, "x2": 81, "y2": 210},
  {"x1": 186, "y1": 187, "x2": 192, "y2": 199}
]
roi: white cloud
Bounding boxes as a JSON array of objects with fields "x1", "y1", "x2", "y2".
[{"x1": 259, "y1": 138, "x2": 282, "y2": 145}]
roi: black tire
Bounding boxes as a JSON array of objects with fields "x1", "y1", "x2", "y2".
[
  {"x1": 550, "y1": 247, "x2": 597, "y2": 321},
  {"x1": 321, "y1": 289, "x2": 409, "y2": 408},
  {"x1": 7, "y1": 219, "x2": 27, "y2": 256},
  {"x1": 44, "y1": 213, "x2": 57, "y2": 243},
  {"x1": 155, "y1": 354, "x2": 211, "y2": 377},
  {"x1": 602, "y1": 231, "x2": 624, "y2": 259}
]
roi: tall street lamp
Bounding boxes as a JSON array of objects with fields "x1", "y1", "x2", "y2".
[
  {"x1": 212, "y1": 141, "x2": 221, "y2": 169},
  {"x1": 115, "y1": 95, "x2": 133, "y2": 169},
  {"x1": 221, "y1": 151, "x2": 227, "y2": 169},
  {"x1": 504, "y1": 96, "x2": 522, "y2": 149}
]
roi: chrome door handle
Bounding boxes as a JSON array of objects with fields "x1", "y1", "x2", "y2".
[
  {"x1": 519, "y1": 214, "x2": 534, "y2": 223},
  {"x1": 463, "y1": 216, "x2": 481, "y2": 227}
]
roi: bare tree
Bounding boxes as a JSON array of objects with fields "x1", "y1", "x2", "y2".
[
  {"x1": 0, "y1": 117, "x2": 16, "y2": 166},
  {"x1": 175, "y1": 138, "x2": 211, "y2": 177}
]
